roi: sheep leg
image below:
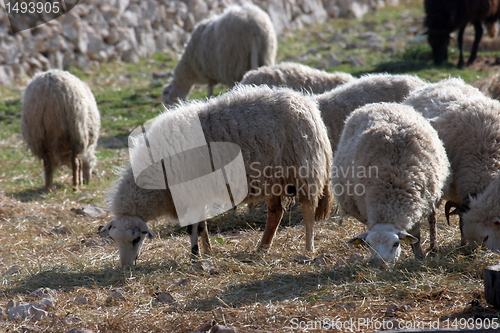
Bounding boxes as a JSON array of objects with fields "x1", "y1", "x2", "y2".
[
  {"x1": 257, "y1": 196, "x2": 283, "y2": 252},
  {"x1": 427, "y1": 211, "x2": 437, "y2": 254},
  {"x1": 408, "y1": 224, "x2": 422, "y2": 260},
  {"x1": 78, "y1": 158, "x2": 83, "y2": 186},
  {"x1": 43, "y1": 156, "x2": 53, "y2": 192},
  {"x1": 187, "y1": 222, "x2": 201, "y2": 257},
  {"x1": 301, "y1": 200, "x2": 316, "y2": 252},
  {"x1": 457, "y1": 24, "x2": 466, "y2": 69},
  {"x1": 207, "y1": 80, "x2": 215, "y2": 98},
  {"x1": 467, "y1": 20, "x2": 483, "y2": 66},
  {"x1": 459, "y1": 215, "x2": 466, "y2": 246},
  {"x1": 71, "y1": 151, "x2": 78, "y2": 190},
  {"x1": 199, "y1": 220, "x2": 211, "y2": 254}
]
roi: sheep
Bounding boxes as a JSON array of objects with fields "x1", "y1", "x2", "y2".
[
  {"x1": 240, "y1": 62, "x2": 354, "y2": 94},
  {"x1": 21, "y1": 69, "x2": 100, "y2": 191},
  {"x1": 315, "y1": 73, "x2": 426, "y2": 152},
  {"x1": 403, "y1": 78, "x2": 500, "y2": 248},
  {"x1": 424, "y1": 0, "x2": 500, "y2": 68},
  {"x1": 333, "y1": 102, "x2": 450, "y2": 263},
  {"x1": 461, "y1": 174, "x2": 500, "y2": 251},
  {"x1": 162, "y1": 4, "x2": 277, "y2": 104},
  {"x1": 99, "y1": 84, "x2": 333, "y2": 268},
  {"x1": 474, "y1": 74, "x2": 500, "y2": 100}
]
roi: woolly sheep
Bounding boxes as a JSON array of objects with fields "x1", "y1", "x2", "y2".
[
  {"x1": 315, "y1": 73, "x2": 426, "y2": 152},
  {"x1": 240, "y1": 62, "x2": 354, "y2": 94},
  {"x1": 162, "y1": 4, "x2": 277, "y2": 104},
  {"x1": 100, "y1": 85, "x2": 333, "y2": 268},
  {"x1": 404, "y1": 78, "x2": 500, "y2": 249},
  {"x1": 21, "y1": 69, "x2": 100, "y2": 191},
  {"x1": 474, "y1": 74, "x2": 500, "y2": 101},
  {"x1": 333, "y1": 102, "x2": 450, "y2": 263},
  {"x1": 461, "y1": 174, "x2": 500, "y2": 251}
]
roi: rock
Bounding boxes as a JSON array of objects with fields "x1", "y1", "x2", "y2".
[
  {"x1": 71, "y1": 206, "x2": 107, "y2": 217},
  {"x1": 173, "y1": 277, "x2": 190, "y2": 286},
  {"x1": 0, "y1": 307, "x2": 4, "y2": 319},
  {"x1": 7, "y1": 302, "x2": 46, "y2": 320},
  {"x1": 184, "y1": 12, "x2": 195, "y2": 32},
  {"x1": 328, "y1": 54, "x2": 341, "y2": 67},
  {"x1": 156, "y1": 292, "x2": 176, "y2": 303},
  {"x1": 105, "y1": 291, "x2": 126, "y2": 303},
  {"x1": 193, "y1": 260, "x2": 218, "y2": 274},
  {"x1": 3, "y1": 265, "x2": 20, "y2": 276},
  {"x1": 74, "y1": 296, "x2": 89, "y2": 305},
  {"x1": 39, "y1": 296, "x2": 56, "y2": 308},
  {"x1": 29, "y1": 287, "x2": 57, "y2": 298}
]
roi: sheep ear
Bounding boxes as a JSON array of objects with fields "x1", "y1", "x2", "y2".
[
  {"x1": 398, "y1": 231, "x2": 418, "y2": 244},
  {"x1": 98, "y1": 220, "x2": 115, "y2": 238},
  {"x1": 348, "y1": 232, "x2": 369, "y2": 246}
]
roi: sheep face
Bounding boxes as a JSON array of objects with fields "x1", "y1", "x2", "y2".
[
  {"x1": 82, "y1": 156, "x2": 95, "y2": 185},
  {"x1": 462, "y1": 217, "x2": 500, "y2": 252},
  {"x1": 348, "y1": 224, "x2": 418, "y2": 263},
  {"x1": 98, "y1": 216, "x2": 154, "y2": 268},
  {"x1": 162, "y1": 82, "x2": 192, "y2": 104},
  {"x1": 427, "y1": 29, "x2": 449, "y2": 65}
]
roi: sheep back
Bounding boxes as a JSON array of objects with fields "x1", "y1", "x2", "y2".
[
  {"x1": 332, "y1": 102, "x2": 450, "y2": 232},
  {"x1": 316, "y1": 73, "x2": 426, "y2": 151},
  {"x1": 21, "y1": 70, "x2": 100, "y2": 177},
  {"x1": 173, "y1": 4, "x2": 277, "y2": 90},
  {"x1": 404, "y1": 78, "x2": 500, "y2": 203},
  {"x1": 112, "y1": 84, "x2": 332, "y2": 222},
  {"x1": 240, "y1": 62, "x2": 354, "y2": 94}
]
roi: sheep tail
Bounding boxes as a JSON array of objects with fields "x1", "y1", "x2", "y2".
[{"x1": 315, "y1": 183, "x2": 332, "y2": 221}]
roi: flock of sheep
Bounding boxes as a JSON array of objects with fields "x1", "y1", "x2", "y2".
[{"x1": 19, "y1": 4, "x2": 500, "y2": 269}]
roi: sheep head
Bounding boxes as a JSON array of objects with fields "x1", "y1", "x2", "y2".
[
  {"x1": 82, "y1": 155, "x2": 96, "y2": 185},
  {"x1": 348, "y1": 223, "x2": 418, "y2": 263},
  {"x1": 427, "y1": 29, "x2": 449, "y2": 66},
  {"x1": 162, "y1": 81, "x2": 192, "y2": 104},
  {"x1": 462, "y1": 216, "x2": 500, "y2": 252},
  {"x1": 98, "y1": 216, "x2": 154, "y2": 268}
]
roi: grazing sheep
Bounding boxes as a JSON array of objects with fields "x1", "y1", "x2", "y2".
[
  {"x1": 315, "y1": 73, "x2": 426, "y2": 152},
  {"x1": 162, "y1": 4, "x2": 277, "y2": 103},
  {"x1": 461, "y1": 174, "x2": 500, "y2": 251},
  {"x1": 100, "y1": 85, "x2": 333, "y2": 268},
  {"x1": 424, "y1": 0, "x2": 500, "y2": 68},
  {"x1": 333, "y1": 102, "x2": 450, "y2": 263},
  {"x1": 240, "y1": 62, "x2": 354, "y2": 94},
  {"x1": 21, "y1": 70, "x2": 100, "y2": 191},
  {"x1": 404, "y1": 78, "x2": 500, "y2": 248}
]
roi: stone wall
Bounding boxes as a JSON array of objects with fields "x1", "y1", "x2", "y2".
[{"x1": 0, "y1": 0, "x2": 398, "y2": 85}]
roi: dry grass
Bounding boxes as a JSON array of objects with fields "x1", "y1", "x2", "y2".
[
  {"x1": 1, "y1": 186, "x2": 500, "y2": 332},
  {"x1": 3, "y1": 1, "x2": 500, "y2": 331}
]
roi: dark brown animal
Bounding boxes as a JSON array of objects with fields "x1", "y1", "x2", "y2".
[{"x1": 424, "y1": 0, "x2": 500, "y2": 68}]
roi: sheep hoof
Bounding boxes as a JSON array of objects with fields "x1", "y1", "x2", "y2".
[{"x1": 256, "y1": 244, "x2": 270, "y2": 253}]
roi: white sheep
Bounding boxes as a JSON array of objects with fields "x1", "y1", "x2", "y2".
[
  {"x1": 404, "y1": 78, "x2": 500, "y2": 249},
  {"x1": 240, "y1": 62, "x2": 354, "y2": 94},
  {"x1": 333, "y1": 102, "x2": 450, "y2": 263},
  {"x1": 21, "y1": 69, "x2": 100, "y2": 191},
  {"x1": 315, "y1": 73, "x2": 426, "y2": 152},
  {"x1": 162, "y1": 4, "x2": 277, "y2": 103},
  {"x1": 100, "y1": 84, "x2": 333, "y2": 268},
  {"x1": 461, "y1": 174, "x2": 500, "y2": 251}
]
